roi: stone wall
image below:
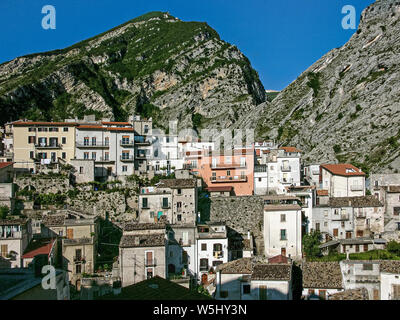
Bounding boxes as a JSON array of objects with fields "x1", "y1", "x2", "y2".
[
  {"x1": 16, "y1": 175, "x2": 72, "y2": 194},
  {"x1": 209, "y1": 196, "x2": 265, "y2": 254}
]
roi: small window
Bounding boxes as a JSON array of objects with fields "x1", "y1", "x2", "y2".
[
  {"x1": 177, "y1": 189, "x2": 182, "y2": 195},
  {"x1": 62, "y1": 152, "x2": 66, "y2": 159},
  {"x1": 280, "y1": 229, "x2": 287, "y2": 240},
  {"x1": 280, "y1": 214, "x2": 286, "y2": 222},
  {"x1": 122, "y1": 166, "x2": 127, "y2": 172},
  {"x1": 142, "y1": 198, "x2": 148, "y2": 208},
  {"x1": 62, "y1": 137, "x2": 66, "y2": 144},
  {"x1": 363, "y1": 263, "x2": 373, "y2": 271},
  {"x1": 220, "y1": 291, "x2": 228, "y2": 298},
  {"x1": 177, "y1": 214, "x2": 182, "y2": 221},
  {"x1": 79, "y1": 167, "x2": 83, "y2": 174},
  {"x1": 63, "y1": 127, "x2": 69, "y2": 132},
  {"x1": 243, "y1": 284, "x2": 251, "y2": 295},
  {"x1": 201, "y1": 243, "x2": 207, "y2": 251}
]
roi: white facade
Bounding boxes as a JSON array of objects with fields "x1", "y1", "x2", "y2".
[
  {"x1": 380, "y1": 272, "x2": 400, "y2": 300},
  {"x1": 303, "y1": 164, "x2": 320, "y2": 186},
  {"x1": 321, "y1": 166, "x2": 365, "y2": 197}
]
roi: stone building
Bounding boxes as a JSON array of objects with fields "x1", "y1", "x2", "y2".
[
  {"x1": 119, "y1": 222, "x2": 167, "y2": 287},
  {"x1": 380, "y1": 260, "x2": 400, "y2": 300},
  {"x1": 376, "y1": 186, "x2": 400, "y2": 231}
]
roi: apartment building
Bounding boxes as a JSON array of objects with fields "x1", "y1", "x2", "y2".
[
  {"x1": 196, "y1": 222, "x2": 228, "y2": 284},
  {"x1": 41, "y1": 214, "x2": 99, "y2": 286},
  {"x1": 0, "y1": 218, "x2": 31, "y2": 268},
  {"x1": 75, "y1": 122, "x2": 135, "y2": 179},
  {"x1": 303, "y1": 164, "x2": 321, "y2": 186},
  {"x1": 11, "y1": 121, "x2": 77, "y2": 172},
  {"x1": 263, "y1": 195, "x2": 302, "y2": 259},
  {"x1": 375, "y1": 186, "x2": 400, "y2": 225},
  {"x1": 254, "y1": 146, "x2": 301, "y2": 195},
  {"x1": 185, "y1": 148, "x2": 254, "y2": 196},
  {"x1": 139, "y1": 178, "x2": 197, "y2": 225},
  {"x1": 119, "y1": 222, "x2": 167, "y2": 287},
  {"x1": 320, "y1": 164, "x2": 366, "y2": 197}
]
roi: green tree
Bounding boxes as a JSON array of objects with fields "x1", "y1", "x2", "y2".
[
  {"x1": 387, "y1": 240, "x2": 400, "y2": 256},
  {"x1": 0, "y1": 205, "x2": 9, "y2": 219},
  {"x1": 303, "y1": 230, "x2": 322, "y2": 258}
]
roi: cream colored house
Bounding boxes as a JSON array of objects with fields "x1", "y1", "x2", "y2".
[{"x1": 11, "y1": 121, "x2": 77, "y2": 172}]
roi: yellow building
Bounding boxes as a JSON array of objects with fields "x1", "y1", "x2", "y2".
[{"x1": 11, "y1": 121, "x2": 77, "y2": 172}]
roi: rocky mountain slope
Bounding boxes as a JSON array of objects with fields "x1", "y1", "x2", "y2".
[
  {"x1": 0, "y1": 11, "x2": 265, "y2": 131},
  {"x1": 254, "y1": 0, "x2": 400, "y2": 174}
]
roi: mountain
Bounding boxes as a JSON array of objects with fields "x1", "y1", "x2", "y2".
[
  {"x1": 0, "y1": 11, "x2": 265, "y2": 131},
  {"x1": 254, "y1": 0, "x2": 400, "y2": 174}
]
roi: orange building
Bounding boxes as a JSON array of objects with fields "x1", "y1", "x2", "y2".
[{"x1": 185, "y1": 148, "x2": 254, "y2": 196}]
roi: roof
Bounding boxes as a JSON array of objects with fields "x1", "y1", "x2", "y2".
[
  {"x1": 268, "y1": 255, "x2": 289, "y2": 264},
  {"x1": 320, "y1": 163, "x2": 365, "y2": 176},
  {"x1": 251, "y1": 264, "x2": 292, "y2": 281},
  {"x1": 12, "y1": 121, "x2": 76, "y2": 126},
  {"x1": 385, "y1": 186, "x2": 400, "y2": 193},
  {"x1": 264, "y1": 204, "x2": 301, "y2": 211},
  {"x1": 380, "y1": 261, "x2": 400, "y2": 274},
  {"x1": 77, "y1": 125, "x2": 134, "y2": 132},
  {"x1": 101, "y1": 122, "x2": 131, "y2": 125},
  {"x1": 328, "y1": 196, "x2": 383, "y2": 208},
  {"x1": 216, "y1": 258, "x2": 253, "y2": 274},
  {"x1": 0, "y1": 162, "x2": 13, "y2": 170},
  {"x1": 41, "y1": 215, "x2": 65, "y2": 227},
  {"x1": 0, "y1": 218, "x2": 27, "y2": 226},
  {"x1": 119, "y1": 234, "x2": 165, "y2": 248},
  {"x1": 97, "y1": 276, "x2": 212, "y2": 300},
  {"x1": 302, "y1": 262, "x2": 343, "y2": 289},
  {"x1": 22, "y1": 238, "x2": 56, "y2": 259},
  {"x1": 123, "y1": 222, "x2": 166, "y2": 231},
  {"x1": 329, "y1": 288, "x2": 369, "y2": 300},
  {"x1": 207, "y1": 186, "x2": 233, "y2": 192},
  {"x1": 317, "y1": 190, "x2": 329, "y2": 196},
  {"x1": 280, "y1": 146, "x2": 301, "y2": 153},
  {"x1": 158, "y1": 179, "x2": 197, "y2": 189}
]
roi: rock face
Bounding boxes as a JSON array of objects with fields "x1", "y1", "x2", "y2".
[
  {"x1": 0, "y1": 11, "x2": 265, "y2": 132},
  {"x1": 254, "y1": 0, "x2": 400, "y2": 174}
]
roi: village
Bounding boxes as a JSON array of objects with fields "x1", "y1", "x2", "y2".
[{"x1": 0, "y1": 114, "x2": 400, "y2": 300}]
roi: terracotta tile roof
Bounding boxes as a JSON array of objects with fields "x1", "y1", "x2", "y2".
[
  {"x1": 0, "y1": 218, "x2": 28, "y2": 226},
  {"x1": 216, "y1": 258, "x2": 253, "y2": 274},
  {"x1": 251, "y1": 264, "x2": 292, "y2": 281},
  {"x1": 22, "y1": 238, "x2": 56, "y2": 259},
  {"x1": 107, "y1": 127, "x2": 134, "y2": 132},
  {"x1": 119, "y1": 233, "x2": 165, "y2": 248},
  {"x1": 317, "y1": 189, "x2": 328, "y2": 196},
  {"x1": 268, "y1": 255, "x2": 289, "y2": 264},
  {"x1": 280, "y1": 146, "x2": 302, "y2": 153},
  {"x1": 158, "y1": 179, "x2": 197, "y2": 189},
  {"x1": 328, "y1": 196, "x2": 383, "y2": 208},
  {"x1": 77, "y1": 125, "x2": 106, "y2": 130},
  {"x1": 320, "y1": 163, "x2": 365, "y2": 176},
  {"x1": 42, "y1": 215, "x2": 65, "y2": 227},
  {"x1": 329, "y1": 288, "x2": 369, "y2": 300},
  {"x1": 207, "y1": 186, "x2": 233, "y2": 192},
  {"x1": 380, "y1": 261, "x2": 400, "y2": 274},
  {"x1": 0, "y1": 162, "x2": 13, "y2": 169},
  {"x1": 123, "y1": 222, "x2": 166, "y2": 231},
  {"x1": 302, "y1": 262, "x2": 343, "y2": 289},
  {"x1": 101, "y1": 122, "x2": 131, "y2": 125}
]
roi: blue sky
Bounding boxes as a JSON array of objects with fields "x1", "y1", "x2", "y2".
[{"x1": 0, "y1": 0, "x2": 374, "y2": 90}]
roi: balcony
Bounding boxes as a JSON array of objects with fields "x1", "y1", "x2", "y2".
[
  {"x1": 213, "y1": 251, "x2": 223, "y2": 259},
  {"x1": 120, "y1": 155, "x2": 134, "y2": 162},
  {"x1": 120, "y1": 140, "x2": 134, "y2": 147},
  {"x1": 73, "y1": 256, "x2": 86, "y2": 263},
  {"x1": 35, "y1": 143, "x2": 62, "y2": 149},
  {"x1": 281, "y1": 166, "x2": 291, "y2": 172},
  {"x1": 210, "y1": 176, "x2": 247, "y2": 183},
  {"x1": 77, "y1": 142, "x2": 109, "y2": 148},
  {"x1": 211, "y1": 163, "x2": 246, "y2": 170},
  {"x1": 145, "y1": 258, "x2": 157, "y2": 267},
  {"x1": 350, "y1": 185, "x2": 364, "y2": 191},
  {"x1": 95, "y1": 157, "x2": 115, "y2": 163},
  {"x1": 332, "y1": 213, "x2": 349, "y2": 221},
  {"x1": 0, "y1": 231, "x2": 22, "y2": 239}
]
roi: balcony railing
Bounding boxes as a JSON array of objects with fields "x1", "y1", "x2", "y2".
[
  {"x1": 211, "y1": 176, "x2": 247, "y2": 183},
  {"x1": 120, "y1": 140, "x2": 134, "y2": 147},
  {"x1": 211, "y1": 163, "x2": 246, "y2": 170},
  {"x1": 281, "y1": 166, "x2": 291, "y2": 172},
  {"x1": 95, "y1": 156, "x2": 114, "y2": 163},
  {"x1": 120, "y1": 155, "x2": 134, "y2": 162},
  {"x1": 76, "y1": 142, "x2": 109, "y2": 148},
  {"x1": 73, "y1": 256, "x2": 86, "y2": 263},
  {"x1": 35, "y1": 143, "x2": 62, "y2": 149},
  {"x1": 350, "y1": 185, "x2": 364, "y2": 191},
  {"x1": 145, "y1": 258, "x2": 157, "y2": 267}
]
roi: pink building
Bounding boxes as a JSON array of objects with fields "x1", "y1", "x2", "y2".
[{"x1": 185, "y1": 148, "x2": 254, "y2": 196}]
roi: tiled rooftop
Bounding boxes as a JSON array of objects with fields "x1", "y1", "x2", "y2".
[
  {"x1": 41, "y1": 215, "x2": 65, "y2": 227},
  {"x1": 329, "y1": 288, "x2": 369, "y2": 300},
  {"x1": 216, "y1": 258, "x2": 253, "y2": 274},
  {"x1": 123, "y1": 222, "x2": 166, "y2": 231},
  {"x1": 321, "y1": 163, "x2": 365, "y2": 176},
  {"x1": 0, "y1": 218, "x2": 28, "y2": 226},
  {"x1": 119, "y1": 233, "x2": 165, "y2": 248},
  {"x1": 302, "y1": 262, "x2": 343, "y2": 289},
  {"x1": 328, "y1": 196, "x2": 383, "y2": 208},
  {"x1": 380, "y1": 260, "x2": 400, "y2": 274},
  {"x1": 251, "y1": 264, "x2": 292, "y2": 281},
  {"x1": 158, "y1": 179, "x2": 197, "y2": 189}
]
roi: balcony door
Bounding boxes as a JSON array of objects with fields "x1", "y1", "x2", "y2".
[
  {"x1": 49, "y1": 137, "x2": 58, "y2": 147},
  {"x1": 146, "y1": 251, "x2": 153, "y2": 266}
]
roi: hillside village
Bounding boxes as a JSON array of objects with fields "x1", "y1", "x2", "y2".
[{"x1": 0, "y1": 115, "x2": 400, "y2": 300}]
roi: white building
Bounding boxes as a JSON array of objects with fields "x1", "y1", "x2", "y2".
[
  {"x1": 196, "y1": 223, "x2": 228, "y2": 284},
  {"x1": 380, "y1": 261, "x2": 400, "y2": 300},
  {"x1": 320, "y1": 164, "x2": 366, "y2": 197},
  {"x1": 263, "y1": 195, "x2": 302, "y2": 259},
  {"x1": 303, "y1": 164, "x2": 320, "y2": 186}
]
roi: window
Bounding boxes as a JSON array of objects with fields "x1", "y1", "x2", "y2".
[
  {"x1": 105, "y1": 137, "x2": 109, "y2": 146},
  {"x1": 0, "y1": 244, "x2": 8, "y2": 257},
  {"x1": 200, "y1": 258, "x2": 208, "y2": 271},
  {"x1": 201, "y1": 243, "x2": 207, "y2": 251},
  {"x1": 227, "y1": 170, "x2": 231, "y2": 176},
  {"x1": 92, "y1": 137, "x2": 96, "y2": 146},
  {"x1": 122, "y1": 166, "x2": 127, "y2": 172},
  {"x1": 146, "y1": 268, "x2": 154, "y2": 279},
  {"x1": 28, "y1": 127, "x2": 36, "y2": 132},
  {"x1": 220, "y1": 291, "x2": 228, "y2": 298},
  {"x1": 243, "y1": 284, "x2": 251, "y2": 295},
  {"x1": 28, "y1": 136, "x2": 36, "y2": 144},
  {"x1": 346, "y1": 232, "x2": 352, "y2": 239},
  {"x1": 363, "y1": 244, "x2": 369, "y2": 252},
  {"x1": 84, "y1": 137, "x2": 89, "y2": 146},
  {"x1": 166, "y1": 137, "x2": 170, "y2": 143},
  {"x1": 280, "y1": 214, "x2": 286, "y2": 222},
  {"x1": 355, "y1": 245, "x2": 360, "y2": 252},
  {"x1": 177, "y1": 189, "x2": 182, "y2": 195},
  {"x1": 177, "y1": 214, "x2": 182, "y2": 222},
  {"x1": 258, "y1": 178, "x2": 262, "y2": 182},
  {"x1": 79, "y1": 167, "x2": 83, "y2": 174},
  {"x1": 84, "y1": 152, "x2": 89, "y2": 160},
  {"x1": 394, "y1": 207, "x2": 400, "y2": 216},
  {"x1": 62, "y1": 152, "x2": 66, "y2": 159},
  {"x1": 259, "y1": 285, "x2": 267, "y2": 300},
  {"x1": 281, "y1": 248, "x2": 286, "y2": 256},
  {"x1": 75, "y1": 264, "x2": 82, "y2": 274},
  {"x1": 142, "y1": 198, "x2": 148, "y2": 208},
  {"x1": 92, "y1": 152, "x2": 96, "y2": 160},
  {"x1": 162, "y1": 198, "x2": 169, "y2": 208},
  {"x1": 49, "y1": 127, "x2": 59, "y2": 132},
  {"x1": 316, "y1": 223, "x2": 320, "y2": 231},
  {"x1": 357, "y1": 230, "x2": 364, "y2": 237},
  {"x1": 62, "y1": 137, "x2": 66, "y2": 144},
  {"x1": 30, "y1": 151, "x2": 35, "y2": 159},
  {"x1": 319, "y1": 290, "x2": 326, "y2": 300},
  {"x1": 392, "y1": 285, "x2": 400, "y2": 300},
  {"x1": 280, "y1": 229, "x2": 287, "y2": 240},
  {"x1": 333, "y1": 229, "x2": 339, "y2": 237},
  {"x1": 104, "y1": 152, "x2": 109, "y2": 161},
  {"x1": 363, "y1": 263, "x2": 373, "y2": 271},
  {"x1": 63, "y1": 127, "x2": 69, "y2": 132}
]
